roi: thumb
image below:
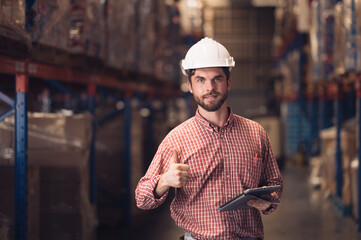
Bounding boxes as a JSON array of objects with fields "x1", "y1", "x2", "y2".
[{"x1": 170, "y1": 149, "x2": 179, "y2": 164}]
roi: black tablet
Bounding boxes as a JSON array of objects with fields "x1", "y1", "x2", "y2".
[{"x1": 217, "y1": 185, "x2": 281, "y2": 212}]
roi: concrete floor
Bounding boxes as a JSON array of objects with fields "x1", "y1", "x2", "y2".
[
  {"x1": 263, "y1": 165, "x2": 361, "y2": 240},
  {"x1": 98, "y1": 164, "x2": 361, "y2": 240}
]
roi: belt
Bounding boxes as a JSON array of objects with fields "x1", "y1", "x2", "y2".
[{"x1": 184, "y1": 232, "x2": 261, "y2": 240}]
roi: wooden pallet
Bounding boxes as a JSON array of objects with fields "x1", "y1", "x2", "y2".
[
  {"x1": 68, "y1": 54, "x2": 104, "y2": 71},
  {"x1": 30, "y1": 43, "x2": 69, "y2": 66},
  {"x1": 0, "y1": 35, "x2": 30, "y2": 58}
]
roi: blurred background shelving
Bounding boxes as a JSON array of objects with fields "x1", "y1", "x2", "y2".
[{"x1": 1, "y1": 0, "x2": 361, "y2": 239}]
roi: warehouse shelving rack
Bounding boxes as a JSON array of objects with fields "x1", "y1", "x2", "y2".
[
  {"x1": 0, "y1": 54, "x2": 180, "y2": 239},
  {"x1": 274, "y1": 32, "x2": 311, "y2": 162},
  {"x1": 273, "y1": 17, "x2": 361, "y2": 230},
  {"x1": 320, "y1": 80, "x2": 354, "y2": 216}
]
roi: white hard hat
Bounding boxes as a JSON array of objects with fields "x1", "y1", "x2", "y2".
[{"x1": 181, "y1": 37, "x2": 235, "y2": 75}]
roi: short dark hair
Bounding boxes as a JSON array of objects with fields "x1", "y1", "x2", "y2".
[{"x1": 185, "y1": 67, "x2": 230, "y2": 83}]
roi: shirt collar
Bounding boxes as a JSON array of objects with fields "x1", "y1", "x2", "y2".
[{"x1": 195, "y1": 106, "x2": 235, "y2": 132}]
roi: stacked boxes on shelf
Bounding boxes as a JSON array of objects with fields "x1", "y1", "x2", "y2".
[
  {"x1": 0, "y1": 0, "x2": 30, "y2": 57},
  {"x1": 29, "y1": 0, "x2": 106, "y2": 67},
  {"x1": 340, "y1": 118, "x2": 357, "y2": 208},
  {"x1": 136, "y1": 0, "x2": 156, "y2": 76},
  {"x1": 105, "y1": 0, "x2": 137, "y2": 72},
  {"x1": 0, "y1": 113, "x2": 97, "y2": 240},
  {"x1": 319, "y1": 126, "x2": 337, "y2": 195},
  {"x1": 321, "y1": 1, "x2": 335, "y2": 80},
  {"x1": 26, "y1": 0, "x2": 183, "y2": 82},
  {"x1": 318, "y1": 118, "x2": 357, "y2": 214},
  {"x1": 333, "y1": 2, "x2": 345, "y2": 76},
  {"x1": 310, "y1": 0, "x2": 360, "y2": 79},
  {"x1": 309, "y1": 1, "x2": 322, "y2": 84},
  {"x1": 68, "y1": 0, "x2": 106, "y2": 66},
  {"x1": 351, "y1": 157, "x2": 359, "y2": 219},
  {"x1": 153, "y1": 0, "x2": 182, "y2": 84},
  {"x1": 29, "y1": 0, "x2": 70, "y2": 65},
  {"x1": 343, "y1": 0, "x2": 357, "y2": 72}
]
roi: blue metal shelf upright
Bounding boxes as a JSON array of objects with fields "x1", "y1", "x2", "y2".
[{"x1": 0, "y1": 72, "x2": 29, "y2": 240}]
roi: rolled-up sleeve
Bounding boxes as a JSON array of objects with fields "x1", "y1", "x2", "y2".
[
  {"x1": 135, "y1": 141, "x2": 173, "y2": 210},
  {"x1": 260, "y1": 130, "x2": 283, "y2": 215}
]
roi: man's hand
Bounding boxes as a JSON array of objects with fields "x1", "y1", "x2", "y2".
[
  {"x1": 247, "y1": 192, "x2": 277, "y2": 211},
  {"x1": 155, "y1": 150, "x2": 190, "y2": 198}
]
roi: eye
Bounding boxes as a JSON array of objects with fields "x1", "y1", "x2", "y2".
[
  {"x1": 197, "y1": 78, "x2": 204, "y2": 83},
  {"x1": 215, "y1": 77, "x2": 222, "y2": 82}
]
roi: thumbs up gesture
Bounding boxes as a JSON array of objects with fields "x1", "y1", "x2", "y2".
[
  {"x1": 165, "y1": 150, "x2": 190, "y2": 188},
  {"x1": 155, "y1": 150, "x2": 190, "y2": 198}
]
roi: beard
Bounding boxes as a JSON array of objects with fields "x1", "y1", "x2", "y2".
[{"x1": 193, "y1": 90, "x2": 228, "y2": 112}]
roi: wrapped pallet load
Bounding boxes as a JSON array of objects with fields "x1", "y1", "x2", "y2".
[
  {"x1": 0, "y1": 0, "x2": 30, "y2": 57},
  {"x1": 69, "y1": 0, "x2": 106, "y2": 68},
  {"x1": 0, "y1": 113, "x2": 97, "y2": 240},
  {"x1": 340, "y1": 118, "x2": 357, "y2": 207},
  {"x1": 356, "y1": 0, "x2": 361, "y2": 71},
  {"x1": 333, "y1": 2, "x2": 345, "y2": 76},
  {"x1": 351, "y1": 158, "x2": 358, "y2": 220},
  {"x1": 137, "y1": 0, "x2": 156, "y2": 77},
  {"x1": 154, "y1": 0, "x2": 182, "y2": 84},
  {"x1": 320, "y1": 126, "x2": 337, "y2": 196},
  {"x1": 106, "y1": 0, "x2": 137, "y2": 72},
  {"x1": 28, "y1": 0, "x2": 70, "y2": 65}
]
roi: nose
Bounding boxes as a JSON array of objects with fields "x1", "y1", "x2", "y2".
[{"x1": 204, "y1": 79, "x2": 215, "y2": 92}]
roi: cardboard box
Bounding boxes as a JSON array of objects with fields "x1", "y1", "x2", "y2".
[
  {"x1": 341, "y1": 119, "x2": 357, "y2": 206},
  {"x1": 351, "y1": 159, "x2": 358, "y2": 219},
  {"x1": 320, "y1": 127, "x2": 337, "y2": 195},
  {"x1": 0, "y1": 113, "x2": 92, "y2": 151}
]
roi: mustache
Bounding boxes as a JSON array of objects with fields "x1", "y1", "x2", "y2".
[{"x1": 202, "y1": 91, "x2": 219, "y2": 98}]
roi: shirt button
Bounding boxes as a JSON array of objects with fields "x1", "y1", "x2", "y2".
[
  {"x1": 226, "y1": 174, "x2": 230, "y2": 178},
  {"x1": 228, "y1": 194, "x2": 231, "y2": 198},
  {"x1": 224, "y1": 154, "x2": 228, "y2": 158}
]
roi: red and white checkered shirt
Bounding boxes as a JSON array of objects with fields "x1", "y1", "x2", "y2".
[{"x1": 135, "y1": 108, "x2": 283, "y2": 240}]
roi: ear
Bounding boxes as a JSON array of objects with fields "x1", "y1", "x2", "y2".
[
  {"x1": 187, "y1": 81, "x2": 193, "y2": 94},
  {"x1": 227, "y1": 78, "x2": 232, "y2": 91}
]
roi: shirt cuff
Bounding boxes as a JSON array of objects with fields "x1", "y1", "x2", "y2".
[
  {"x1": 262, "y1": 204, "x2": 278, "y2": 215},
  {"x1": 150, "y1": 175, "x2": 169, "y2": 204}
]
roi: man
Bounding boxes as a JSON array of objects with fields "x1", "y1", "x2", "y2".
[{"x1": 135, "y1": 37, "x2": 283, "y2": 240}]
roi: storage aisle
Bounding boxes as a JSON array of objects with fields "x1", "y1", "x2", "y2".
[
  {"x1": 263, "y1": 164, "x2": 361, "y2": 240},
  {"x1": 98, "y1": 163, "x2": 361, "y2": 240}
]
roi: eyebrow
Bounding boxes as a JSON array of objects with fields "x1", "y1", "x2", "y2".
[
  {"x1": 194, "y1": 74, "x2": 224, "y2": 81},
  {"x1": 212, "y1": 75, "x2": 224, "y2": 80}
]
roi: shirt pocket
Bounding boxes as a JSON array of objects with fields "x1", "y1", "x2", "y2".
[{"x1": 236, "y1": 151, "x2": 262, "y2": 189}]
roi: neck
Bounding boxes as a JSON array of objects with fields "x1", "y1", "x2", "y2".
[{"x1": 198, "y1": 103, "x2": 229, "y2": 128}]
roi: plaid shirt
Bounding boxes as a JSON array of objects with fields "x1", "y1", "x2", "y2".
[{"x1": 136, "y1": 108, "x2": 283, "y2": 240}]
